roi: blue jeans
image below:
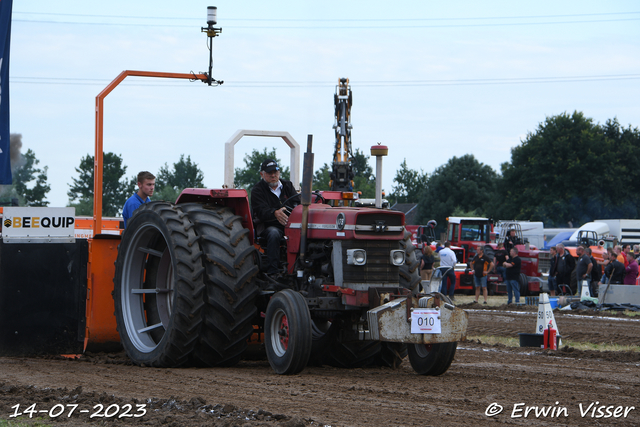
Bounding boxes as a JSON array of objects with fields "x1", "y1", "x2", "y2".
[
  {"x1": 496, "y1": 266, "x2": 506, "y2": 281},
  {"x1": 473, "y1": 276, "x2": 487, "y2": 288},
  {"x1": 438, "y1": 267, "x2": 456, "y2": 299},
  {"x1": 506, "y1": 279, "x2": 520, "y2": 304},
  {"x1": 547, "y1": 276, "x2": 558, "y2": 293},
  {"x1": 263, "y1": 226, "x2": 284, "y2": 275}
]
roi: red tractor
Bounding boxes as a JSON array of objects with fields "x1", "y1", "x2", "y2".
[
  {"x1": 444, "y1": 217, "x2": 545, "y2": 296},
  {"x1": 113, "y1": 137, "x2": 468, "y2": 375},
  {"x1": 0, "y1": 13, "x2": 468, "y2": 376}
]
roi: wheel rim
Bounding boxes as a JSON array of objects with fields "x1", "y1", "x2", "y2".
[
  {"x1": 415, "y1": 343, "x2": 433, "y2": 358},
  {"x1": 270, "y1": 308, "x2": 289, "y2": 357},
  {"x1": 121, "y1": 222, "x2": 175, "y2": 353}
]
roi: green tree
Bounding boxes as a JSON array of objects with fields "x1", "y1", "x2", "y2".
[
  {"x1": 390, "y1": 159, "x2": 428, "y2": 205},
  {"x1": 351, "y1": 148, "x2": 373, "y2": 180},
  {"x1": 9, "y1": 144, "x2": 51, "y2": 207},
  {"x1": 496, "y1": 112, "x2": 640, "y2": 227},
  {"x1": 313, "y1": 163, "x2": 331, "y2": 190},
  {"x1": 417, "y1": 154, "x2": 498, "y2": 235},
  {"x1": 154, "y1": 155, "x2": 205, "y2": 202},
  {"x1": 234, "y1": 148, "x2": 290, "y2": 191},
  {"x1": 68, "y1": 152, "x2": 134, "y2": 216},
  {"x1": 351, "y1": 148, "x2": 376, "y2": 198}
]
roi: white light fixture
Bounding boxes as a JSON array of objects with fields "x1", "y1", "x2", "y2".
[
  {"x1": 346, "y1": 249, "x2": 367, "y2": 266},
  {"x1": 207, "y1": 6, "x2": 217, "y2": 26},
  {"x1": 390, "y1": 250, "x2": 405, "y2": 266}
]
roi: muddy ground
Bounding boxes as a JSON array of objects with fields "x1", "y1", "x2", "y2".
[{"x1": 1, "y1": 306, "x2": 639, "y2": 427}]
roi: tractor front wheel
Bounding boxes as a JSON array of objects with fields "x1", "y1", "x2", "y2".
[
  {"x1": 407, "y1": 342, "x2": 457, "y2": 376},
  {"x1": 265, "y1": 289, "x2": 312, "y2": 375}
]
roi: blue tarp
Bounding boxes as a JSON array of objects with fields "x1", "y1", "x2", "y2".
[
  {"x1": 0, "y1": 0, "x2": 13, "y2": 185},
  {"x1": 546, "y1": 231, "x2": 574, "y2": 249}
]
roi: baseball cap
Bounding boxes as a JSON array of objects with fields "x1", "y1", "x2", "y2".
[{"x1": 261, "y1": 159, "x2": 279, "y2": 173}]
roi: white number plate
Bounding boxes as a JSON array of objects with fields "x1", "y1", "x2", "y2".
[{"x1": 411, "y1": 309, "x2": 441, "y2": 334}]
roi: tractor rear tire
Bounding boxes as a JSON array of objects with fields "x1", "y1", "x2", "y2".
[
  {"x1": 376, "y1": 342, "x2": 408, "y2": 368},
  {"x1": 400, "y1": 230, "x2": 421, "y2": 294},
  {"x1": 407, "y1": 342, "x2": 457, "y2": 376},
  {"x1": 322, "y1": 339, "x2": 382, "y2": 368},
  {"x1": 180, "y1": 204, "x2": 260, "y2": 367},
  {"x1": 113, "y1": 202, "x2": 205, "y2": 367},
  {"x1": 313, "y1": 318, "x2": 405, "y2": 369},
  {"x1": 265, "y1": 289, "x2": 312, "y2": 375}
]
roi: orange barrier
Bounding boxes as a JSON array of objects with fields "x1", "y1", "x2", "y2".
[{"x1": 84, "y1": 236, "x2": 121, "y2": 350}]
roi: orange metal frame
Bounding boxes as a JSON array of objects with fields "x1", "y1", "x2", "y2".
[
  {"x1": 93, "y1": 70, "x2": 208, "y2": 233},
  {"x1": 85, "y1": 71, "x2": 208, "y2": 349}
]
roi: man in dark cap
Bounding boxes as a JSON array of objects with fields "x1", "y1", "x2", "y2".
[{"x1": 251, "y1": 159, "x2": 298, "y2": 276}]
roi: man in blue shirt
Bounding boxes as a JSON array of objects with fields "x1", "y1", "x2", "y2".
[{"x1": 122, "y1": 171, "x2": 156, "y2": 227}]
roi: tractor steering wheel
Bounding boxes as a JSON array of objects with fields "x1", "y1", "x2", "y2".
[{"x1": 282, "y1": 193, "x2": 302, "y2": 214}]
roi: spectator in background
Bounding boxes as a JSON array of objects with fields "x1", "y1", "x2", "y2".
[
  {"x1": 503, "y1": 247, "x2": 522, "y2": 305},
  {"x1": 575, "y1": 245, "x2": 592, "y2": 296},
  {"x1": 623, "y1": 244, "x2": 633, "y2": 266},
  {"x1": 493, "y1": 242, "x2": 508, "y2": 280},
  {"x1": 597, "y1": 248, "x2": 613, "y2": 284},
  {"x1": 470, "y1": 246, "x2": 494, "y2": 305},
  {"x1": 601, "y1": 251, "x2": 625, "y2": 284},
  {"x1": 614, "y1": 245, "x2": 627, "y2": 267},
  {"x1": 624, "y1": 254, "x2": 639, "y2": 285},
  {"x1": 586, "y1": 247, "x2": 601, "y2": 296},
  {"x1": 503, "y1": 229, "x2": 519, "y2": 259},
  {"x1": 556, "y1": 243, "x2": 575, "y2": 294},
  {"x1": 548, "y1": 246, "x2": 559, "y2": 296},
  {"x1": 438, "y1": 241, "x2": 458, "y2": 301},
  {"x1": 633, "y1": 245, "x2": 640, "y2": 260},
  {"x1": 122, "y1": 171, "x2": 156, "y2": 228},
  {"x1": 420, "y1": 246, "x2": 435, "y2": 282}
]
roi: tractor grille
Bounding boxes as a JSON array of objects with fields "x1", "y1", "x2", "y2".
[
  {"x1": 354, "y1": 212, "x2": 404, "y2": 237},
  {"x1": 342, "y1": 240, "x2": 400, "y2": 283},
  {"x1": 538, "y1": 252, "x2": 550, "y2": 274}
]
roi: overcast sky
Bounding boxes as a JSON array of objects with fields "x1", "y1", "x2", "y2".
[{"x1": 8, "y1": 1, "x2": 640, "y2": 211}]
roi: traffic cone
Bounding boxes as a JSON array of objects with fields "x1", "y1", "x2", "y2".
[
  {"x1": 580, "y1": 280, "x2": 591, "y2": 299},
  {"x1": 536, "y1": 293, "x2": 562, "y2": 347},
  {"x1": 580, "y1": 280, "x2": 600, "y2": 304}
]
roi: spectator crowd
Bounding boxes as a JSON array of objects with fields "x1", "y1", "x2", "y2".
[{"x1": 418, "y1": 239, "x2": 640, "y2": 304}]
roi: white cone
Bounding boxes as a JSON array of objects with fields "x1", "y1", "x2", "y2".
[
  {"x1": 580, "y1": 280, "x2": 591, "y2": 299},
  {"x1": 536, "y1": 293, "x2": 562, "y2": 346}
]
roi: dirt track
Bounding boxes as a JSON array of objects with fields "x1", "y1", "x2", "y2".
[{"x1": 1, "y1": 308, "x2": 639, "y2": 426}]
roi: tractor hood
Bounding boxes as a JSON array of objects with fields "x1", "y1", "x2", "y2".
[{"x1": 285, "y1": 204, "x2": 405, "y2": 252}]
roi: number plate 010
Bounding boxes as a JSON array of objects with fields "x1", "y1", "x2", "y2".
[{"x1": 410, "y1": 309, "x2": 441, "y2": 334}]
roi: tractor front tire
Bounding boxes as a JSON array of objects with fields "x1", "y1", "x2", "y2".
[
  {"x1": 407, "y1": 342, "x2": 457, "y2": 376},
  {"x1": 407, "y1": 293, "x2": 457, "y2": 375},
  {"x1": 265, "y1": 289, "x2": 312, "y2": 375},
  {"x1": 113, "y1": 202, "x2": 205, "y2": 367}
]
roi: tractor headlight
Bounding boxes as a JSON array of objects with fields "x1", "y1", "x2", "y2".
[
  {"x1": 346, "y1": 249, "x2": 367, "y2": 265},
  {"x1": 390, "y1": 250, "x2": 405, "y2": 266}
]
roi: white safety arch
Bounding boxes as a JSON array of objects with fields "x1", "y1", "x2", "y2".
[{"x1": 224, "y1": 130, "x2": 300, "y2": 190}]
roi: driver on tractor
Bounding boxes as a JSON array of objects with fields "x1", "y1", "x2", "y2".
[{"x1": 251, "y1": 158, "x2": 298, "y2": 278}]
